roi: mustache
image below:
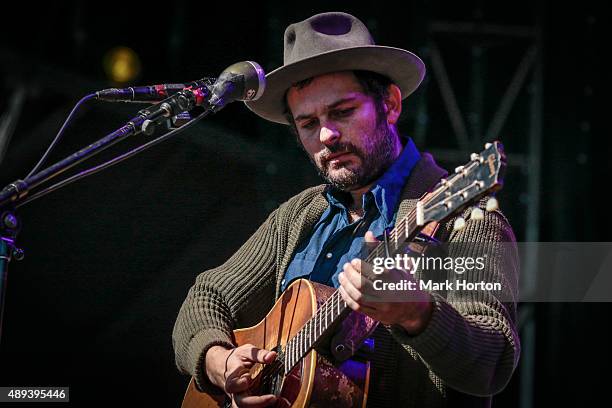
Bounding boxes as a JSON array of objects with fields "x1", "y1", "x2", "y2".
[{"x1": 319, "y1": 142, "x2": 360, "y2": 163}]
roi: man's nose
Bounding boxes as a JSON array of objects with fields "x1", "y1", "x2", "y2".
[{"x1": 320, "y1": 125, "x2": 340, "y2": 146}]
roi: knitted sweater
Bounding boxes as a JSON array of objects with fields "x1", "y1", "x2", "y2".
[{"x1": 172, "y1": 153, "x2": 521, "y2": 407}]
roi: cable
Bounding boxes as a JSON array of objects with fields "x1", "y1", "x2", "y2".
[
  {"x1": 16, "y1": 109, "x2": 210, "y2": 208},
  {"x1": 25, "y1": 93, "x2": 96, "y2": 179}
]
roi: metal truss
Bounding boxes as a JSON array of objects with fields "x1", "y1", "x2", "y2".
[{"x1": 416, "y1": 19, "x2": 543, "y2": 408}]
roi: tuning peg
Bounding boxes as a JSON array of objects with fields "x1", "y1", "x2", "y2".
[
  {"x1": 470, "y1": 207, "x2": 484, "y2": 220},
  {"x1": 470, "y1": 153, "x2": 479, "y2": 161},
  {"x1": 485, "y1": 142, "x2": 492, "y2": 149},
  {"x1": 455, "y1": 165, "x2": 465, "y2": 173},
  {"x1": 453, "y1": 217, "x2": 466, "y2": 231},
  {"x1": 486, "y1": 197, "x2": 499, "y2": 212}
]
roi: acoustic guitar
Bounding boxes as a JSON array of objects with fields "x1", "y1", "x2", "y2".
[{"x1": 182, "y1": 142, "x2": 507, "y2": 408}]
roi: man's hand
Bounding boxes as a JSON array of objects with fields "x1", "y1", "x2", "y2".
[
  {"x1": 205, "y1": 344, "x2": 277, "y2": 407},
  {"x1": 338, "y1": 231, "x2": 434, "y2": 335}
]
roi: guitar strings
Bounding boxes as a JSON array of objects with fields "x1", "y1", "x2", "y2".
[
  {"x1": 256, "y1": 159, "x2": 488, "y2": 391},
  {"x1": 257, "y1": 209, "x2": 425, "y2": 389}
]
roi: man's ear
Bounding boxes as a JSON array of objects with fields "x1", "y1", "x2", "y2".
[{"x1": 384, "y1": 84, "x2": 402, "y2": 125}]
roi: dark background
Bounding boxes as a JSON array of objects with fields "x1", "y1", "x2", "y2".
[{"x1": 0, "y1": 1, "x2": 606, "y2": 406}]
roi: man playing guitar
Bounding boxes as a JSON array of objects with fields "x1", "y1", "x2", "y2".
[{"x1": 173, "y1": 12, "x2": 520, "y2": 408}]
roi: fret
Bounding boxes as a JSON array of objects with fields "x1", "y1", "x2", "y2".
[
  {"x1": 284, "y1": 351, "x2": 288, "y2": 374},
  {"x1": 294, "y1": 337, "x2": 298, "y2": 365},
  {"x1": 298, "y1": 331, "x2": 302, "y2": 360},
  {"x1": 320, "y1": 307, "x2": 325, "y2": 336},
  {"x1": 285, "y1": 341, "x2": 290, "y2": 371},
  {"x1": 323, "y1": 301, "x2": 328, "y2": 331},
  {"x1": 317, "y1": 303, "x2": 325, "y2": 336},
  {"x1": 311, "y1": 314, "x2": 315, "y2": 343},
  {"x1": 287, "y1": 340, "x2": 291, "y2": 370},
  {"x1": 310, "y1": 318, "x2": 314, "y2": 346},
  {"x1": 298, "y1": 329, "x2": 302, "y2": 359}
]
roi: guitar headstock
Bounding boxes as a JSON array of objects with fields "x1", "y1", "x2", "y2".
[{"x1": 416, "y1": 141, "x2": 506, "y2": 231}]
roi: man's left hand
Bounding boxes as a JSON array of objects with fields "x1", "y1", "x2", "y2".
[{"x1": 337, "y1": 231, "x2": 434, "y2": 335}]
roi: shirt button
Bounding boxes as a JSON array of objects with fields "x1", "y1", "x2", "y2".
[
  {"x1": 281, "y1": 279, "x2": 286, "y2": 285},
  {"x1": 326, "y1": 252, "x2": 333, "y2": 259}
]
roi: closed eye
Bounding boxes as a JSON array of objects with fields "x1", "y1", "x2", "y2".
[
  {"x1": 300, "y1": 119, "x2": 318, "y2": 130},
  {"x1": 334, "y1": 108, "x2": 355, "y2": 118}
]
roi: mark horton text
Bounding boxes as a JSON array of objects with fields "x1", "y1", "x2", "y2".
[{"x1": 370, "y1": 253, "x2": 502, "y2": 292}]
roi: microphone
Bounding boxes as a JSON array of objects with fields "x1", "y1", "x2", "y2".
[
  {"x1": 208, "y1": 61, "x2": 266, "y2": 110},
  {"x1": 95, "y1": 79, "x2": 214, "y2": 102},
  {"x1": 122, "y1": 61, "x2": 265, "y2": 135}
]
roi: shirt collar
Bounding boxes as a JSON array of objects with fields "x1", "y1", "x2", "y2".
[{"x1": 325, "y1": 137, "x2": 421, "y2": 225}]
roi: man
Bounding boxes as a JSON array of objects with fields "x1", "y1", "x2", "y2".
[{"x1": 173, "y1": 12, "x2": 520, "y2": 407}]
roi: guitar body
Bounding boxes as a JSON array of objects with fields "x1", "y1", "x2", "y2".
[{"x1": 182, "y1": 279, "x2": 370, "y2": 408}]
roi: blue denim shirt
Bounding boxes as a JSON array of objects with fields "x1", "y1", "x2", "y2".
[{"x1": 281, "y1": 138, "x2": 421, "y2": 291}]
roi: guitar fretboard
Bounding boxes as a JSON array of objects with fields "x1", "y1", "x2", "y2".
[
  {"x1": 279, "y1": 207, "x2": 424, "y2": 374},
  {"x1": 277, "y1": 145, "x2": 504, "y2": 373}
]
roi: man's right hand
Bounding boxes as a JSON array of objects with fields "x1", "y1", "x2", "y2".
[{"x1": 205, "y1": 344, "x2": 278, "y2": 408}]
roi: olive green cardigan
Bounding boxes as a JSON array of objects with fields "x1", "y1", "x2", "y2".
[{"x1": 172, "y1": 153, "x2": 520, "y2": 407}]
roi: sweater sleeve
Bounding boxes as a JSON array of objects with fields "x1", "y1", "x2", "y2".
[
  {"x1": 388, "y1": 203, "x2": 521, "y2": 397},
  {"x1": 172, "y1": 208, "x2": 280, "y2": 394}
]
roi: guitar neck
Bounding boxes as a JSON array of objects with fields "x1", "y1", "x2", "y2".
[
  {"x1": 281, "y1": 141, "x2": 507, "y2": 373},
  {"x1": 280, "y1": 208, "x2": 422, "y2": 374}
]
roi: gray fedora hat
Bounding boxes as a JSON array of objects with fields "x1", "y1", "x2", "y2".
[{"x1": 245, "y1": 12, "x2": 426, "y2": 125}]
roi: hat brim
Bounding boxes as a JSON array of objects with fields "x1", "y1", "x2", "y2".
[{"x1": 245, "y1": 45, "x2": 425, "y2": 125}]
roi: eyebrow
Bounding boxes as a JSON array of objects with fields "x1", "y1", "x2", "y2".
[{"x1": 293, "y1": 97, "x2": 357, "y2": 123}]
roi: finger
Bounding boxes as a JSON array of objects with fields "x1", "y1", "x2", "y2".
[
  {"x1": 234, "y1": 393, "x2": 277, "y2": 408},
  {"x1": 338, "y1": 272, "x2": 364, "y2": 303},
  {"x1": 341, "y1": 263, "x2": 362, "y2": 287},
  {"x1": 339, "y1": 286, "x2": 379, "y2": 315},
  {"x1": 226, "y1": 372, "x2": 252, "y2": 394},
  {"x1": 238, "y1": 345, "x2": 277, "y2": 365},
  {"x1": 340, "y1": 272, "x2": 380, "y2": 308},
  {"x1": 262, "y1": 350, "x2": 277, "y2": 364},
  {"x1": 342, "y1": 261, "x2": 378, "y2": 294},
  {"x1": 352, "y1": 256, "x2": 380, "y2": 282},
  {"x1": 364, "y1": 230, "x2": 379, "y2": 243},
  {"x1": 339, "y1": 285, "x2": 357, "y2": 310},
  {"x1": 350, "y1": 258, "x2": 362, "y2": 273},
  {"x1": 252, "y1": 348, "x2": 277, "y2": 364}
]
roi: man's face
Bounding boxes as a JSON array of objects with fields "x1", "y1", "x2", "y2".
[{"x1": 286, "y1": 71, "x2": 401, "y2": 191}]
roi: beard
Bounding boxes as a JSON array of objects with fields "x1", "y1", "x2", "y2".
[{"x1": 313, "y1": 122, "x2": 399, "y2": 191}]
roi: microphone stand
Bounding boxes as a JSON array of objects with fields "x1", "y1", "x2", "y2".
[{"x1": 0, "y1": 81, "x2": 214, "y2": 342}]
